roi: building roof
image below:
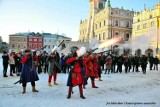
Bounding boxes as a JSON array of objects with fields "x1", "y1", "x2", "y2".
[
  {"x1": 43, "y1": 33, "x2": 71, "y2": 39},
  {"x1": 9, "y1": 32, "x2": 71, "y2": 39}
]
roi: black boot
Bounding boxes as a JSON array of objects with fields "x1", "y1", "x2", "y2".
[
  {"x1": 79, "y1": 85, "x2": 85, "y2": 99},
  {"x1": 67, "y1": 86, "x2": 72, "y2": 99}
]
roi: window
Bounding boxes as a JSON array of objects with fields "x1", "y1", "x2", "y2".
[
  {"x1": 49, "y1": 39, "x2": 51, "y2": 42},
  {"x1": 137, "y1": 19, "x2": 140, "y2": 22},
  {"x1": 126, "y1": 21, "x2": 129, "y2": 27},
  {"x1": 48, "y1": 45, "x2": 50, "y2": 49},
  {"x1": 115, "y1": 32, "x2": 119, "y2": 36},
  {"x1": 103, "y1": 32, "x2": 105, "y2": 40},
  {"x1": 126, "y1": 12, "x2": 130, "y2": 16},
  {"x1": 150, "y1": 35, "x2": 155, "y2": 42},
  {"x1": 29, "y1": 38, "x2": 32, "y2": 42},
  {"x1": 104, "y1": 20, "x2": 106, "y2": 26},
  {"x1": 12, "y1": 44, "x2": 14, "y2": 48},
  {"x1": 18, "y1": 44, "x2": 20, "y2": 48},
  {"x1": 100, "y1": 22, "x2": 101, "y2": 27},
  {"x1": 24, "y1": 44, "x2": 26, "y2": 48},
  {"x1": 12, "y1": 37, "x2": 14, "y2": 41},
  {"x1": 115, "y1": 20, "x2": 119, "y2": 26},
  {"x1": 151, "y1": 21, "x2": 154, "y2": 27},
  {"x1": 39, "y1": 39, "x2": 42, "y2": 42},
  {"x1": 137, "y1": 25, "x2": 140, "y2": 30},
  {"x1": 24, "y1": 38, "x2": 26, "y2": 42},
  {"x1": 34, "y1": 44, "x2": 36, "y2": 48},
  {"x1": 29, "y1": 44, "x2": 32, "y2": 48},
  {"x1": 115, "y1": 10, "x2": 118, "y2": 14},
  {"x1": 125, "y1": 34, "x2": 129, "y2": 41},
  {"x1": 143, "y1": 23, "x2": 147, "y2": 29},
  {"x1": 99, "y1": 34, "x2": 101, "y2": 40},
  {"x1": 18, "y1": 38, "x2": 20, "y2": 42},
  {"x1": 150, "y1": 15, "x2": 152, "y2": 19},
  {"x1": 34, "y1": 39, "x2": 37, "y2": 42}
]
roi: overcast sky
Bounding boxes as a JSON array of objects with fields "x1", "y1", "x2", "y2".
[{"x1": 0, "y1": 0, "x2": 159, "y2": 43}]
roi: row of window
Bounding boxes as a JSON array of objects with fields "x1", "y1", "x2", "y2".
[
  {"x1": 29, "y1": 38, "x2": 42, "y2": 42},
  {"x1": 95, "y1": 20, "x2": 131, "y2": 29},
  {"x1": 136, "y1": 21, "x2": 155, "y2": 30},
  {"x1": 95, "y1": 32, "x2": 129, "y2": 41},
  {"x1": 111, "y1": 9, "x2": 132, "y2": 17},
  {"x1": 44, "y1": 39, "x2": 57, "y2": 43},
  {"x1": 11, "y1": 44, "x2": 26, "y2": 48},
  {"x1": 29, "y1": 44, "x2": 42, "y2": 49},
  {"x1": 10, "y1": 37, "x2": 26, "y2": 42},
  {"x1": 80, "y1": 20, "x2": 131, "y2": 35}
]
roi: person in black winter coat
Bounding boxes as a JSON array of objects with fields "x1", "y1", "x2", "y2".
[
  {"x1": 149, "y1": 56, "x2": 154, "y2": 70},
  {"x1": 140, "y1": 55, "x2": 148, "y2": 74},
  {"x1": 153, "y1": 56, "x2": 159, "y2": 70},
  {"x1": 2, "y1": 51, "x2": 9, "y2": 77}
]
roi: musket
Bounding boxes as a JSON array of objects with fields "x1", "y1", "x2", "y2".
[
  {"x1": 14, "y1": 76, "x2": 22, "y2": 85},
  {"x1": 58, "y1": 40, "x2": 65, "y2": 47},
  {"x1": 87, "y1": 48, "x2": 99, "y2": 56},
  {"x1": 96, "y1": 49, "x2": 112, "y2": 54}
]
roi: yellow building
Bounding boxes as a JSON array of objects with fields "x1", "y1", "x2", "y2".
[
  {"x1": 79, "y1": 0, "x2": 134, "y2": 44},
  {"x1": 132, "y1": 2, "x2": 160, "y2": 56}
]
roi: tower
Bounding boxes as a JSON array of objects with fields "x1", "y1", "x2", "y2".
[{"x1": 87, "y1": 0, "x2": 107, "y2": 42}]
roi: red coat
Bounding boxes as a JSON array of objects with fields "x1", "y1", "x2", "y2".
[
  {"x1": 66, "y1": 57, "x2": 83, "y2": 86},
  {"x1": 83, "y1": 55, "x2": 96, "y2": 77}
]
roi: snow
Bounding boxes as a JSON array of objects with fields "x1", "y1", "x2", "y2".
[{"x1": 0, "y1": 53, "x2": 160, "y2": 107}]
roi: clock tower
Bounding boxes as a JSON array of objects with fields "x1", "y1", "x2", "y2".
[{"x1": 87, "y1": 0, "x2": 106, "y2": 42}]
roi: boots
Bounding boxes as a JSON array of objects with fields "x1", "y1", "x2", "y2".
[
  {"x1": 22, "y1": 87, "x2": 26, "y2": 94},
  {"x1": 83, "y1": 85, "x2": 86, "y2": 89},
  {"x1": 54, "y1": 81, "x2": 58, "y2": 85},
  {"x1": 99, "y1": 77, "x2": 103, "y2": 81},
  {"x1": 48, "y1": 82, "x2": 52, "y2": 87},
  {"x1": 67, "y1": 86, "x2": 72, "y2": 99},
  {"x1": 32, "y1": 86, "x2": 39, "y2": 92},
  {"x1": 91, "y1": 80, "x2": 98, "y2": 88},
  {"x1": 79, "y1": 85, "x2": 85, "y2": 99},
  {"x1": 10, "y1": 72, "x2": 14, "y2": 76}
]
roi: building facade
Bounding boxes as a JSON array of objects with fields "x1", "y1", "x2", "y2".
[
  {"x1": 28, "y1": 32, "x2": 43, "y2": 50},
  {"x1": 9, "y1": 33, "x2": 28, "y2": 52},
  {"x1": 43, "y1": 33, "x2": 71, "y2": 53},
  {"x1": 79, "y1": 0, "x2": 134, "y2": 43},
  {"x1": 132, "y1": 2, "x2": 160, "y2": 56}
]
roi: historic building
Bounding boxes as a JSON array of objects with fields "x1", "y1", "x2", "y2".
[
  {"x1": 79, "y1": 0, "x2": 134, "y2": 44},
  {"x1": 9, "y1": 33, "x2": 28, "y2": 52},
  {"x1": 28, "y1": 32, "x2": 43, "y2": 50},
  {"x1": 43, "y1": 33, "x2": 71, "y2": 53},
  {"x1": 132, "y1": 2, "x2": 160, "y2": 56}
]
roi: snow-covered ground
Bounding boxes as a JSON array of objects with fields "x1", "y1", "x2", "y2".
[{"x1": 0, "y1": 54, "x2": 160, "y2": 107}]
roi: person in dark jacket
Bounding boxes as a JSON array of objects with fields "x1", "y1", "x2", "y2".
[
  {"x1": 21, "y1": 49, "x2": 39, "y2": 94},
  {"x1": 2, "y1": 51, "x2": 9, "y2": 77},
  {"x1": 61, "y1": 53, "x2": 66, "y2": 73},
  {"x1": 153, "y1": 56, "x2": 159, "y2": 70},
  {"x1": 149, "y1": 56, "x2": 154, "y2": 70},
  {"x1": 140, "y1": 55, "x2": 148, "y2": 74},
  {"x1": 15, "y1": 52, "x2": 22, "y2": 76}
]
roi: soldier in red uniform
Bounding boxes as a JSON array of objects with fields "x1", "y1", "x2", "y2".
[
  {"x1": 93, "y1": 53, "x2": 102, "y2": 81},
  {"x1": 83, "y1": 52, "x2": 98, "y2": 88},
  {"x1": 66, "y1": 46, "x2": 85, "y2": 99}
]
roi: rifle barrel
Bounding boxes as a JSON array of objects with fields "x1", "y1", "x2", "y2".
[{"x1": 58, "y1": 40, "x2": 65, "y2": 47}]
